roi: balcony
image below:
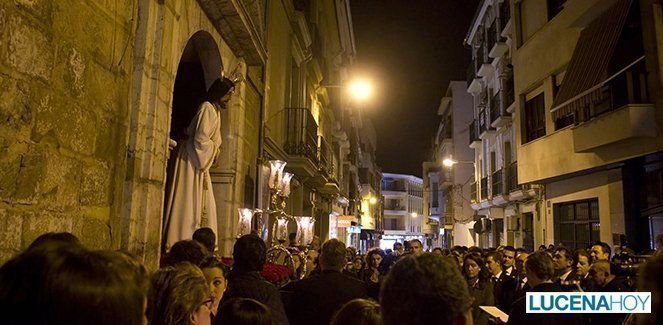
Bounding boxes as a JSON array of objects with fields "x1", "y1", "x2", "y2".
[
  {"x1": 488, "y1": 20, "x2": 508, "y2": 59},
  {"x1": 467, "y1": 61, "x2": 481, "y2": 93},
  {"x1": 490, "y1": 91, "x2": 511, "y2": 128},
  {"x1": 499, "y1": 0, "x2": 511, "y2": 37},
  {"x1": 470, "y1": 181, "x2": 478, "y2": 203},
  {"x1": 317, "y1": 136, "x2": 340, "y2": 195},
  {"x1": 478, "y1": 108, "x2": 495, "y2": 139},
  {"x1": 480, "y1": 177, "x2": 489, "y2": 201},
  {"x1": 285, "y1": 108, "x2": 319, "y2": 177},
  {"x1": 468, "y1": 120, "x2": 481, "y2": 149},
  {"x1": 476, "y1": 45, "x2": 493, "y2": 77},
  {"x1": 551, "y1": 57, "x2": 656, "y2": 152},
  {"x1": 491, "y1": 169, "x2": 504, "y2": 197},
  {"x1": 506, "y1": 162, "x2": 537, "y2": 200}
]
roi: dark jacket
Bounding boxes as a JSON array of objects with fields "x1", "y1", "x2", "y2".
[
  {"x1": 507, "y1": 282, "x2": 586, "y2": 325},
  {"x1": 589, "y1": 277, "x2": 630, "y2": 325},
  {"x1": 283, "y1": 269, "x2": 367, "y2": 325},
  {"x1": 492, "y1": 272, "x2": 518, "y2": 313},
  {"x1": 468, "y1": 278, "x2": 494, "y2": 325},
  {"x1": 221, "y1": 270, "x2": 289, "y2": 325}
]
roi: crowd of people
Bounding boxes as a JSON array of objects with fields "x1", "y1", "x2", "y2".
[{"x1": 0, "y1": 229, "x2": 661, "y2": 325}]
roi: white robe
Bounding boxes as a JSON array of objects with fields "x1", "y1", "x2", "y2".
[{"x1": 164, "y1": 101, "x2": 222, "y2": 250}]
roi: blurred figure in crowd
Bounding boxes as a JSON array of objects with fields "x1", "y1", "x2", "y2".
[
  {"x1": 380, "y1": 253, "x2": 473, "y2": 325},
  {"x1": 330, "y1": 298, "x2": 382, "y2": 325},
  {"x1": 200, "y1": 257, "x2": 229, "y2": 318},
  {"x1": 463, "y1": 253, "x2": 493, "y2": 325},
  {"x1": 215, "y1": 298, "x2": 272, "y2": 325},
  {"x1": 148, "y1": 263, "x2": 212, "y2": 325}
]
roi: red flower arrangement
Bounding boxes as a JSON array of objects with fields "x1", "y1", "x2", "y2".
[{"x1": 261, "y1": 262, "x2": 293, "y2": 287}]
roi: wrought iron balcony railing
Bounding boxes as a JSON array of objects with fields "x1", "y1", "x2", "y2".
[{"x1": 285, "y1": 108, "x2": 318, "y2": 164}]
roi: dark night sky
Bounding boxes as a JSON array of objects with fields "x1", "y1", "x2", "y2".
[{"x1": 350, "y1": 0, "x2": 479, "y2": 177}]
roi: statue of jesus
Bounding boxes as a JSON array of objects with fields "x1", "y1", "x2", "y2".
[{"x1": 163, "y1": 77, "x2": 236, "y2": 250}]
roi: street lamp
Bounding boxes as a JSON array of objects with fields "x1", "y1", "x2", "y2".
[
  {"x1": 442, "y1": 158, "x2": 475, "y2": 168},
  {"x1": 410, "y1": 212, "x2": 418, "y2": 218},
  {"x1": 369, "y1": 196, "x2": 378, "y2": 205},
  {"x1": 317, "y1": 78, "x2": 374, "y2": 102}
]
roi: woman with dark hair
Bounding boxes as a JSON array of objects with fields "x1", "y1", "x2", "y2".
[
  {"x1": 164, "y1": 76, "x2": 237, "y2": 250},
  {"x1": 462, "y1": 253, "x2": 494, "y2": 325},
  {"x1": 215, "y1": 298, "x2": 273, "y2": 325},
  {"x1": 0, "y1": 243, "x2": 147, "y2": 325},
  {"x1": 200, "y1": 257, "x2": 229, "y2": 318},
  {"x1": 361, "y1": 248, "x2": 385, "y2": 300},
  {"x1": 330, "y1": 298, "x2": 382, "y2": 325},
  {"x1": 148, "y1": 263, "x2": 213, "y2": 325},
  {"x1": 163, "y1": 239, "x2": 209, "y2": 267}
]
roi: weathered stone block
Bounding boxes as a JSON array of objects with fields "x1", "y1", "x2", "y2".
[
  {"x1": 7, "y1": 16, "x2": 53, "y2": 80},
  {"x1": 0, "y1": 151, "x2": 22, "y2": 201},
  {"x1": 52, "y1": 45, "x2": 87, "y2": 98},
  {"x1": 14, "y1": 0, "x2": 53, "y2": 24},
  {"x1": 0, "y1": 209, "x2": 23, "y2": 251},
  {"x1": 33, "y1": 96, "x2": 97, "y2": 155},
  {"x1": 75, "y1": 217, "x2": 111, "y2": 250},
  {"x1": 80, "y1": 159, "x2": 112, "y2": 206},
  {"x1": 14, "y1": 147, "x2": 82, "y2": 210},
  {"x1": 21, "y1": 212, "x2": 74, "y2": 248},
  {"x1": 0, "y1": 75, "x2": 34, "y2": 133}
]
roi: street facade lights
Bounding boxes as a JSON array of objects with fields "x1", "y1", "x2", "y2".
[
  {"x1": 442, "y1": 158, "x2": 475, "y2": 168},
  {"x1": 317, "y1": 78, "x2": 374, "y2": 102}
]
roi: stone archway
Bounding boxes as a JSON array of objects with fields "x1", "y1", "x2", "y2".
[{"x1": 162, "y1": 31, "x2": 224, "y2": 250}]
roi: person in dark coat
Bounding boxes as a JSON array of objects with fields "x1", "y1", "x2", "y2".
[
  {"x1": 462, "y1": 253, "x2": 494, "y2": 325},
  {"x1": 588, "y1": 260, "x2": 629, "y2": 325},
  {"x1": 506, "y1": 251, "x2": 585, "y2": 325},
  {"x1": 486, "y1": 251, "x2": 517, "y2": 313},
  {"x1": 220, "y1": 235, "x2": 289, "y2": 325},
  {"x1": 283, "y1": 239, "x2": 367, "y2": 325}
]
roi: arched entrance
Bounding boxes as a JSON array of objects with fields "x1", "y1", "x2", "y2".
[{"x1": 162, "y1": 31, "x2": 223, "y2": 249}]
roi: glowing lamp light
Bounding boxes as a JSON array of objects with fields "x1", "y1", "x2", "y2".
[
  {"x1": 295, "y1": 216, "x2": 316, "y2": 246},
  {"x1": 368, "y1": 196, "x2": 378, "y2": 205},
  {"x1": 280, "y1": 172, "x2": 294, "y2": 197},
  {"x1": 410, "y1": 212, "x2": 418, "y2": 218},
  {"x1": 268, "y1": 160, "x2": 286, "y2": 189},
  {"x1": 237, "y1": 208, "x2": 254, "y2": 237},
  {"x1": 442, "y1": 158, "x2": 456, "y2": 167},
  {"x1": 347, "y1": 80, "x2": 373, "y2": 101}
]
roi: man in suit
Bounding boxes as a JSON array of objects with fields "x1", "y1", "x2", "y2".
[
  {"x1": 284, "y1": 239, "x2": 367, "y2": 325},
  {"x1": 553, "y1": 247, "x2": 581, "y2": 289},
  {"x1": 502, "y1": 246, "x2": 517, "y2": 276},
  {"x1": 588, "y1": 260, "x2": 629, "y2": 325},
  {"x1": 486, "y1": 251, "x2": 517, "y2": 313},
  {"x1": 507, "y1": 252, "x2": 584, "y2": 325}
]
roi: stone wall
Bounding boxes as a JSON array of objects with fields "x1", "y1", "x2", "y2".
[{"x1": 0, "y1": 0, "x2": 136, "y2": 263}]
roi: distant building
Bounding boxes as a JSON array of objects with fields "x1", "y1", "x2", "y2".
[
  {"x1": 464, "y1": 0, "x2": 540, "y2": 250},
  {"x1": 381, "y1": 173, "x2": 424, "y2": 250},
  {"x1": 423, "y1": 81, "x2": 476, "y2": 248}
]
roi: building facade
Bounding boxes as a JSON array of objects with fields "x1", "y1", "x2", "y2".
[
  {"x1": 0, "y1": 0, "x2": 378, "y2": 267},
  {"x1": 423, "y1": 81, "x2": 476, "y2": 248},
  {"x1": 381, "y1": 173, "x2": 424, "y2": 250},
  {"x1": 464, "y1": 0, "x2": 541, "y2": 250},
  {"x1": 512, "y1": 0, "x2": 663, "y2": 252}
]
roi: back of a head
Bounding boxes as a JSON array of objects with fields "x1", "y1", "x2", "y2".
[
  {"x1": 380, "y1": 253, "x2": 472, "y2": 325},
  {"x1": 0, "y1": 243, "x2": 146, "y2": 325},
  {"x1": 591, "y1": 259, "x2": 612, "y2": 275},
  {"x1": 163, "y1": 240, "x2": 208, "y2": 267},
  {"x1": 27, "y1": 232, "x2": 80, "y2": 251},
  {"x1": 525, "y1": 251, "x2": 555, "y2": 281},
  {"x1": 233, "y1": 235, "x2": 267, "y2": 272},
  {"x1": 148, "y1": 263, "x2": 208, "y2": 325},
  {"x1": 192, "y1": 227, "x2": 216, "y2": 253},
  {"x1": 215, "y1": 298, "x2": 272, "y2": 325},
  {"x1": 331, "y1": 298, "x2": 381, "y2": 325},
  {"x1": 320, "y1": 239, "x2": 347, "y2": 271}
]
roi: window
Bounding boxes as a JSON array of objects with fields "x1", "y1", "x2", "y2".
[
  {"x1": 553, "y1": 199, "x2": 600, "y2": 250},
  {"x1": 431, "y1": 182, "x2": 439, "y2": 207},
  {"x1": 523, "y1": 93, "x2": 546, "y2": 143},
  {"x1": 547, "y1": 0, "x2": 567, "y2": 20}
]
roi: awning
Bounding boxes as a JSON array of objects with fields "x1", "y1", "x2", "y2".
[{"x1": 550, "y1": 0, "x2": 633, "y2": 120}]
